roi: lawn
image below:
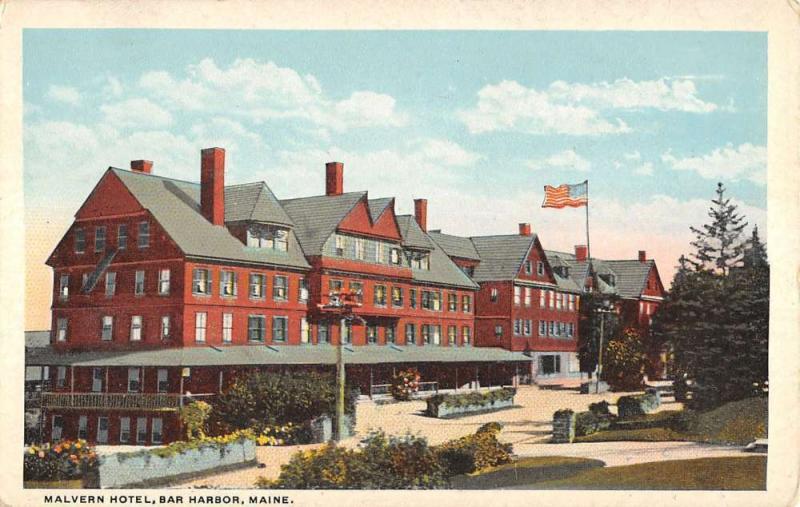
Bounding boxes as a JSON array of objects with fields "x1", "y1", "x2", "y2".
[
  {"x1": 575, "y1": 427, "x2": 689, "y2": 443},
  {"x1": 450, "y1": 456, "x2": 603, "y2": 489},
  {"x1": 530, "y1": 456, "x2": 767, "y2": 490}
]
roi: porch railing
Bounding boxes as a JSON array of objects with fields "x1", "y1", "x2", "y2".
[
  {"x1": 40, "y1": 392, "x2": 215, "y2": 411},
  {"x1": 369, "y1": 381, "x2": 439, "y2": 399}
]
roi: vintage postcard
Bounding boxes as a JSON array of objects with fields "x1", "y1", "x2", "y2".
[{"x1": 1, "y1": 1, "x2": 798, "y2": 506}]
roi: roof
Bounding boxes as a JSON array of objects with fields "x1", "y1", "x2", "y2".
[
  {"x1": 26, "y1": 344, "x2": 531, "y2": 367},
  {"x1": 280, "y1": 192, "x2": 365, "y2": 256},
  {"x1": 470, "y1": 234, "x2": 537, "y2": 282},
  {"x1": 224, "y1": 182, "x2": 295, "y2": 226},
  {"x1": 395, "y1": 215, "x2": 435, "y2": 250},
  {"x1": 428, "y1": 231, "x2": 481, "y2": 261},
  {"x1": 111, "y1": 169, "x2": 310, "y2": 270},
  {"x1": 367, "y1": 198, "x2": 393, "y2": 221},
  {"x1": 543, "y1": 250, "x2": 655, "y2": 298},
  {"x1": 25, "y1": 330, "x2": 51, "y2": 348}
]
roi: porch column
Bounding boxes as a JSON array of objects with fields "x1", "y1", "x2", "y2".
[
  {"x1": 105, "y1": 367, "x2": 109, "y2": 393},
  {"x1": 218, "y1": 370, "x2": 224, "y2": 393},
  {"x1": 455, "y1": 366, "x2": 458, "y2": 392},
  {"x1": 369, "y1": 366, "x2": 373, "y2": 400},
  {"x1": 474, "y1": 365, "x2": 479, "y2": 390},
  {"x1": 488, "y1": 363, "x2": 492, "y2": 389}
]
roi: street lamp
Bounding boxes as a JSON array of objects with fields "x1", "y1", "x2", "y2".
[{"x1": 594, "y1": 299, "x2": 615, "y2": 394}]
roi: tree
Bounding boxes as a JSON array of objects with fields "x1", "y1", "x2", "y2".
[
  {"x1": 602, "y1": 327, "x2": 648, "y2": 390},
  {"x1": 688, "y1": 182, "x2": 748, "y2": 275},
  {"x1": 577, "y1": 291, "x2": 620, "y2": 376}
]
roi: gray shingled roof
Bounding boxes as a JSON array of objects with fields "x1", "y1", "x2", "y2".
[
  {"x1": 396, "y1": 215, "x2": 435, "y2": 251},
  {"x1": 25, "y1": 330, "x2": 51, "y2": 348},
  {"x1": 543, "y1": 250, "x2": 655, "y2": 299},
  {"x1": 428, "y1": 231, "x2": 481, "y2": 261},
  {"x1": 224, "y1": 182, "x2": 294, "y2": 226},
  {"x1": 111, "y1": 169, "x2": 310, "y2": 270},
  {"x1": 470, "y1": 235, "x2": 537, "y2": 282},
  {"x1": 26, "y1": 344, "x2": 530, "y2": 367},
  {"x1": 367, "y1": 197, "x2": 393, "y2": 222},
  {"x1": 280, "y1": 192, "x2": 366, "y2": 256}
]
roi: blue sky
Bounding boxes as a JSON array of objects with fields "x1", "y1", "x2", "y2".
[{"x1": 23, "y1": 30, "x2": 767, "y2": 327}]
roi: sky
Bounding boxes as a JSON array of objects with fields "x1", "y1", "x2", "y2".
[{"x1": 23, "y1": 30, "x2": 767, "y2": 330}]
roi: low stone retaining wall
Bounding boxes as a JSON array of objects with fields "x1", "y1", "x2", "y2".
[
  {"x1": 552, "y1": 409, "x2": 576, "y2": 443},
  {"x1": 428, "y1": 397, "x2": 515, "y2": 418},
  {"x1": 425, "y1": 388, "x2": 517, "y2": 419},
  {"x1": 97, "y1": 439, "x2": 256, "y2": 488}
]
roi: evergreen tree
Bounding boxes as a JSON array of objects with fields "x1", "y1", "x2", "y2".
[{"x1": 688, "y1": 182, "x2": 748, "y2": 275}]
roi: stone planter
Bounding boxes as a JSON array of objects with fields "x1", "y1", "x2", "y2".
[{"x1": 427, "y1": 397, "x2": 515, "y2": 418}]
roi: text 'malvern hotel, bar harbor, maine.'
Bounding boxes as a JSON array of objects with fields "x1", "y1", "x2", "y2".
[{"x1": 25, "y1": 147, "x2": 665, "y2": 445}]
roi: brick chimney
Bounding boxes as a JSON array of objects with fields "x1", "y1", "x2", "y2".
[
  {"x1": 325, "y1": 162, "x2": 344, "y2": 196},
  {"x1": 638, "y1": 250, "x2": 647, "y2": 262},
  {"x1": 414, "y1": 198, "x2": 428, "y2": 232},
  {"x1": 575, "y1": 245, "x2": 588, "y2": 262},
  {"x1": 201, "y1": 147, "x2": 225, "y2": 226},
  {"x1": 130, "y1": 160, "x2": 153, "y2": 174},
  {"x1": 518, "y1": 223, "x2": 532, "y2": 236}
]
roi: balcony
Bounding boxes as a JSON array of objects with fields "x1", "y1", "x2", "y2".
[{"x1": 40, "y1": 392, "x2": 214, "y2": 411}]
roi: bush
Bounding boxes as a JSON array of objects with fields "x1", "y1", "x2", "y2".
[
  {"x1": 588, "y1": 401, "x2": 613, "y2": 417},
  {"x1": 426, "y1": 388, "x2": 516, "y2": 416},
  {"x1": 434, "y1": 424, "x2": 513, "y2": 475},
  {"x1": 116, "y1": 429, "x2": 255, "y2": 461},
  {"x1": 617, "y1": 392, "x2": 660, "y2": 418},
  {"x1": 24, "y1": 440, "x2": 97, "y2": 482},
  {"x1": 602, "y1": 327, "x2": 648, "y2": 391},
  {"x1": 390, "y1": 368, "x2": 421, "y2": 401},
  {"x1": 180, "y1": 400, "x2": 212, "y2": 440},
  {"x1": 255, "y1": 423, "x2": 302, "y2": 446},
  {"x1": 209, "y1": 370, "x2": 358, "y2": 438},
  {"x1": 575, "y1": 411, "x2": 601, "y2": 437}
]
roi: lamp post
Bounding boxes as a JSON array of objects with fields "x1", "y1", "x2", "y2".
[{"x1": 595, "y1": 300, "x2": 615, "y2": 394}]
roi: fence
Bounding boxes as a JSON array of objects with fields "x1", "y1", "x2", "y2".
[{"x1": 40, "y1": 393, "x2": 215, "y2": 411}]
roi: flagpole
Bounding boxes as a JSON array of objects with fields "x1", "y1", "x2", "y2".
[{"x1": 584, "y1": 180, "x2": 591, "y2": 269}]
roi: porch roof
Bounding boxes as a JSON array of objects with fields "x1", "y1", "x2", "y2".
[{"x1": 26, "y1": 344, "x2": 532, "y2": 367}]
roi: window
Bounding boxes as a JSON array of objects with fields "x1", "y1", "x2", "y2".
[
  {"x1": 194, "y1": 312, "x2": 207, "y2": 343},
  {"x1": 431, "y1": 291, "x2": 442, "y2": 311},
  {"x1": 81, "y1": 273, "x2": 89, "y2": 292},
  {"x1": 151, "y1": 417, "x2": 163, "y2": 444},
  {"x1": 78, "y1": 415, "x2": 88, "y2": 440},
  {"x1": 537, "y1": 261, "x2": 545, "y2": 276},
  {"x1": 130, "y1": 315, "x2": 142, "y2": 341},
  {"x1": 157, "y1": 369, "x2": 168, "y2": 393},
  {"x1": 335, "y1": 235, "x2": 345, "y2": 256},
  {"x1": 549, "y1": 321, "x2": 556, "y2": 337},
  {"x1": 56, "y1": 366, "x2": 67, "y2": 388},
  {"x1": 59, "y1": 274, "x2": 69, "y2": 300},
  {"x1": 248, "y1": 315, "x2": 266, "y2": 342},
  {"x1": 134, "y1": 270, "x2": 145, "y2": 295},
  {"x1": 318, "y1": 323, "x2": 330, "y2": 344},
  {"x1": 376, "y1": 242, "x2": 386, "y2": 263},
  {"x1": 639, "y1": 301, "x2": 644, "y2": 315},
  {"x1": 462, "y1": 295, "x2": 472, "y2": 313},
  {"x1": 524, "y1": 260, "x2": 532, "y2": 274},
  {"x1": 390, "y1": 248, "x2": 402, "y2": 265},
  {"x1": 539, "y1": 289, "x2": 546, "y2": 308},
  {"x1": 549, "y1": 290, "x2": 556, "y2": 309},
  {"x1": 95, "y1": 226, "x2": 106, "y2": 253},
  {"x1": 568, "y1": 294, "x2": 575, "y2": 311},
  {"x1": 97, "y1": 417, "x2": 109, "y2": 444},
  {"x1": 409, "y1": 289, "x2": 417, "y2": 309},
  {"x1": 105, "y1": 272, "x2": 116, "y2": 296},
  {"x1": 354, "y1": 238, "x2": 366, "y2": 260},
  {"x1": 51, "y1": 415, "x2": 64, "y2": 441},
  {"x1": 514, "y1": 319, "x2": 522, "y2": 336},
  {"x1": 329, "y1": 279, "x2": 343, "y2": 294},
  {"x1": 136, "y1": 417, "x2": 148, "y2": 444},
  {"x1": 158, "y1": 269, "x2": 170, "y2": 295},
  {"x1": 300, "y1": 318, "x2": 310, "y2": 343},
  {"x1": 539, "y1": 355, "x2": 561, "y2": 375},
  {"x1": 462, "y1": 326, "x2": 471, "y2": 345},
  {"x1": 74, "y1": 228, "x2": 85, "y2": 254},
  {"x1": 250, "y1": 273, "x2": 266, "y2": 299},
  {"x1": 421, "y1": 291, "x2": 431, "y2": 310},
  {"x1": 127, "y1": 367, "x2": 140, "y2": 392},
  {"x1": 422, "y1": 325, "x2": 431, "y2": 345},
  {"x1": 559, "y1": 322, "x2": 566, "y2": 337},
  {"x1": 220, "y1": 271, "x2": 237, "y2": 297},
  {"x1": 273, "y1": 276, "x2": 288, "y2": 301},
  {"x1": 56, "y1": 318, "x2": 68, "y2": 342},
  {"x1": 514, "y1": 286, "x2": 521, "y2": 305},
  {"x1": 92, "y1": 368, "x2": 104, "y2": 392},
  {"x1": 490, "y1": 288, "x2": 498, "y2": 302},
  {"x1": 299, "y1": 278, "x2": 308, "y2": 303},
  {"x1": 119, "y1": 417, "x2": 131, "y2": 444},
  {"x1": 524, "y1": 287, "x2": 532, "y2": 307},
  {"x1": 405, "y1": 323, "x2": 417, "y2": 345},
  {"x1": 367, "y1": 324, "x2": 378, "y2": 344},
  {"x1": 138, "y1": 222, "x2": 150, "y2": 248},
  {"x1": 448, "y1": 326, "x2": 457, "y2": 345},
  {"x1": 410, "y1": 252, "x2": 430, "y2": 270},
  {"x1": 349, "y1": 281, "x2": 363, "y2": 303},
  {"x1": 222, "y1": 313, "x2": 233, "y2": 343},
  {"x1": 539, "y1": 320, "x2": 547, "y2": 337},
  {"x1": 247, "y1": 225, "x2": 289, "y2": 251},
  {"x1": 386, "y1": 325, "x2": 396, "y2": 344},
  {"x1": 192, "y1": 268, "x2": 212, "y2": 295},
  {"x1": 448, "y1": 293, "x2": 457, "y2": 311},
  {"x1": 117, "y1": 224, "x2": 127, "y2": 250},
  {"x1": 567, "y1": 323, "x2": 575, "y2": 338},
  {"x1": 274, "y1": 229, "x2": 288, "y2": 251},
  {"x1": 524, "y1": 319, "x2": 532, "y2": 336},
  {"x1": 391, "y1": 287, "x2": 403, "y2": 307},
  {"x1": 272, "y1": 316, "x2": 288, "y2": 342},
  {"x1": 160, "y1": 315, "x2": 170, "y2": 340},
  {"x1": 495, "y1": 325, "x2": 503, "y2": 337},
  {"x1": 373, "y1": 285, "x2": 387, "y2": 306},
  {"x1": 101, "y1": 316, "x2": 113, "y2": 341},
  {"x1": 341, "y1": 319, "x2": 352, "y2": 344}
]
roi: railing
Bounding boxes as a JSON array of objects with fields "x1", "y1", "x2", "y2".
[
  {"x1": 368, "y1": 381, "x2": 439, "y2": 399},
  {"x1": 40, "y1": 392, "x2": 215, "y2": 411}
]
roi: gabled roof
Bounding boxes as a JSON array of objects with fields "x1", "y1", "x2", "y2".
[
  {"x1": 367, "y1": 197, "x2": 393, "y2": 221},
  {"x1": 279, "y1": 192, "x2": 366, "y2": 256},
  {"x1": 604, "y1": 260, "x2": 657, "y2": 298},
  {"x1": 224, "y1": 182, "x2": 294, "y2": 226},
  {"x1": 470, "y1": 234, "x2": 537, "y2": 282},
  {"x1": 111, "y1": 168, "x2": 310, "y2": 269},
  {"x1": 428, "y1": 231, "x2": 481, "y2": 261},
  {"x1": 543, "y1": 249, "x2": 657, "y2": 299},
  {"x1": 396, "y1": 215, "x2": 435, "y2": 251}
]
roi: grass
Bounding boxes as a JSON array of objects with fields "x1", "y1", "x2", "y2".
[
  {"x1": 531, "y1": 456, "x2": 767, "y2": 490},
  {"x1": 575, "y1": 427, "x2": 689, "y2": 443},
  {"x1": 450, "y1": 456, "x2": 603, "y2": 489}
]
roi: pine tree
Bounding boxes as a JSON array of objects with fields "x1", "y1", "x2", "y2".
[{"x1": 688, "y1": 182, "x2": 748, "y2": 275}]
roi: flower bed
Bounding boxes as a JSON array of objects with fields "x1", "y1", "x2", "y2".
[
  {"x1": 97, "y1": 431, "x2": 256, "y2": 488},
  {"x1": 24, "y1": 440, "x2": 97, "y2": 488},
  {"x1": 426, "y1": 388, "x2": 516, "y2": 418}
]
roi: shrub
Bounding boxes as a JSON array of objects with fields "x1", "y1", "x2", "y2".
[
  {"x1": 617, "y1": 392, "x2": 660, "y2": 419},
  {"x1": 575, "y1": 411, "x2": 601, "y2": 437},
  {"x1": 426, "y1": 388, "x2": 516, "y2": 416},
  {"x1": 602, "y1": 327, "x2": 648, "y2": 391},
  {"x1": 390, "y1": 368, "x2": 421, "y2": 401},
  {"x1": 476, "y1": 422, "x2": 503, "y2": 435},
  {"x1": 588, "y1": 401, "x2": 613, "y2": 417},
  {"x1": 434, "y1": 424, "x2": 513, "y2": 475},
  {"x1": 180, "y1": 400, "x2": 212, "y2": 440},
  {"x1": 117, "y1": 429, "x2": 254, "y2": 461},
  {"x1": 24, "y1": 440, "x2": 97, "y2": 482},
  {"x1": 255, "y1": 422, "x2": 302, "y2": 446}
]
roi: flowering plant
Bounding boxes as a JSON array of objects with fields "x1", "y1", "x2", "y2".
[
  {"x1": 24, "y1": 439, "x2": 97, "y2": 481},
  {"x1": 256, "y1": 422, "x2": 301, "y2": 446},
  {"x1": 390, "y1": 368, "x2": 421, "y2": 401}
]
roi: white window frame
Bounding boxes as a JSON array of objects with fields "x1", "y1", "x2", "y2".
[
  {"x1": 273, "y1": 276, "x2": 288, "y2": 301},
  {"x1": 51, "y1": 415, "x2": 64, "y2": 442},
  {"x1": 134, "y1": 270, "x2": 145, "y2": 295},
  {"x1": 250, "y1": 273, "x2": 266, "y2": 299},
  {"x1": 195, "y1": 312, "x2": 207, "y2": 343},
  {"x1": 300, "y1": 317, "x2": 310, "y2": 344},
  {"x1": 158, "y1": 269, "x2": 170, "y2": 295},
  {"x1": 137, "y1": 221, "x2": 150, "y2": 249},
  {"x1": 59, "y1": 274, "x2": 69, "y2": 300},
  {"x1": 157, "y1": 368, "x2": 169, "y2": 393},
  {"x1": 74, "y1": 228, "x2": 85, "y2": 254},
  {"x1": 222, "y1": 313, "x2": 233, "y2": 343},
  {"x1": 127, "y1": 367, "x2": 141, "y2": 393},
  {"x1": 490, "y1": 288, "x2": 498, "y2": 302},
  {"x1": 78, "y1": 415, "x2": 88, "y2": 440},
  {"x1": 462, "y1": 326, "x2": 471, "y2": 345},
  {"x1": 160, "y1": 315, "x2": 170, "y2": 340},
  {"x1": 130, "y1": 315, "x2": 142, "y2": 341},
  {"x1": 537, "y1": 261, "x2": 545, "y2": 276},
  {"x1": 248, "y1": 315, "x2": 266, "y2": 342},
  {"x1": 117, "y1": 224, "x2": 127, "y2": 250},
  {"x1": 192, "y1": 268, "x2": 212, "y2": 295},
  {"x1": 97, "y1": 416, "x2": 109, "y2": 444},
  {"x1": 549, "y1": 290, "x2": 556, "y2": 309},
  {"x1": 539, "y1": 320, "x2": 547, "y2": 337},
  {"x1": 92, "y1": 367, "x2": 104, "y2": 392},
  {"x1": 151, "y1": 417, "x2": 163, "y2": 444},
  {"x1": 119, "y1": 417, "x2": 131, "y2": 444},
  {"x1": 94, "y1": 226, "x2": 106, "y2": 253},
  {"x1": 272, "y1": 316, "x2": 288, "y2": 342},
  {"x1": 56, "y1": 318, "x2": 68, "y2": 342},
  {"x1": 524, "y1": 260, "x2": 532, "y2": 274},
  {"x1": 524, "y1": 287, "x2": 532, "y2": 307},
  {"x1": 101, "y1": 315, "x2": 113, "y2": 341},
  {"x1": 136, "y1": 417, "x2": 148, "y2": 444},
  {"x1": 514, "y1": 285, "x2": 521, "y2": 306},
  {"x1": 105, "y1": 272, "x2": 116, "y2": 296},
  {"x1": 220, "y1": 270, "x2": 237, "y2": 297}
]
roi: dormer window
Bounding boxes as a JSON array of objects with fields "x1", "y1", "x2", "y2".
[
  {"x1": 247, "y1": 224, "x2": 289, "y2": 252},
  {"x1": 600, "y1": 274, "x2": 616, "y2": 287},
  {"x1": 409, "y1": 251, "x2": 430, "y2": 270},
  {"x1": 554, "y1": 266, "x2": 570, "y2": 278}
]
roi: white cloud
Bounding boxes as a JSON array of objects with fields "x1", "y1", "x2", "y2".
[
  {"x1": 623, "y1": 150, "x2": 641, "y2": 161},
  {"x1": 634, "y1": 162, "x2": 654, "y2": 176},
  {"x1": 46, "y1": 85, "x2": 81, "y2": 105},
  {"x1": 413, "y1": 139, "x2": 481, "y2": 167},
  {"x1": 100, "y1": 98, "x2": 174, "y2": 129},
  {"x1": 459, "y1": 77, "x2": 719, "y2": 136},
  {"x1": 101, "y1": 76, "x2": 124, "y2": 98},
  {"x1": 661, "y1": 143, "x2": 766, "y2": 185},
  {"x1": 138, "y1": 58, "x2": 407, "y2": 132},
  {"x1": 527, "y1": 149, "x2": 591, "y2": 172}
]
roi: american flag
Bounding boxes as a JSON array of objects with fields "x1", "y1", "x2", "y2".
[{"x1": 541, "y1": 181, "x2": 588, "y2": 208}]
